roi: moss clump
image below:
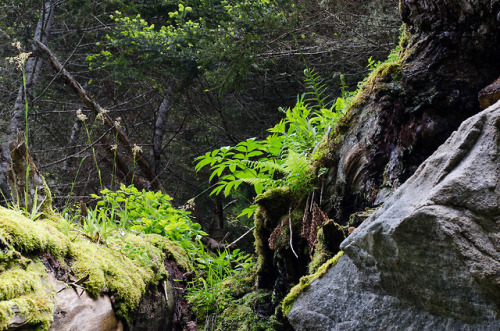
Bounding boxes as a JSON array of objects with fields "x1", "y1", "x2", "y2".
[
  {"x1": 69, "y1": 234, "x2": 167, "y2": 320},
  {"x1": 282, "y1": 251, "x2": 344, "y2": 316},
  {"x1": 308, "y1": 220, "x2": 345, "y2": 274},
  {"x1": 143, "y1": 233, "x2": 192, "y2": 272},
  {"x1": 0, "y1": 208, "x2": 70, "y2": 259},
  {"x1": 0, "y1": 260, "x2": 53, "y2": 330},
  {"x1": 0, "y1": 293, "x2": 54, "y2": 330},
  {"x1": 216, "y1": 290, "x2": 280, "y2": 331},
  {"x1": 0, "y1": 206, "x2": 185, "y2": 329},
  {"x1": 346, "y1": 61, "x2": 402, "y2": 114}
]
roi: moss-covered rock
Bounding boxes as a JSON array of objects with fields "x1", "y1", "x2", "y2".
[
  {"x1": 308, "y1": 220, "x2": 345, "y2": 274},
  {"x1": 254, "y1": 187, "x2": 298, "y2": 290},
  {"x1": 0, "y1": 206, "x2": 190, "y2": 330},
  {"x1": 282, "y1": 251, "x2": 343, "y2": 317}
]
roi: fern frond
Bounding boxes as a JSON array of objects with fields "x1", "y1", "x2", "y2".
[
  {"x1": 283, "y1": 150, "x2": 311, "y2": 177},
  {"x1": 304, "y1": 68, "x2": 332, "y2": 110},
  {"x1": 241, "y1": 159, "x2": 285, "y2": 174}
]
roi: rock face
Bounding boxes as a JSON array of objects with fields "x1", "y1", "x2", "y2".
[
  {"x1": 288, "y1": 100, "x2": 500, "y2": 330},
  {"x1": 49, "y1": 274, "x2": 124, "y2": 331},
  {"x1": 322, "y1": 0, "x2": 500, "y2": 223}
]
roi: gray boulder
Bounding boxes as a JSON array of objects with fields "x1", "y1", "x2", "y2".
[{"x1": 288, "y1": 100, "x2": 500, "y2": 330}]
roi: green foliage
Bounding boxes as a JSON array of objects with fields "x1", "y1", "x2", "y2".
[
  {"x1": 81, "y1": 207, "x2": 117, "y2": 243},
  {"x1": 195, "y1": 69, "x2": 347, "y2": 217},
  {"x1": 87, "y1": 184, "x2": 256, "y2": 322},
  {"x1": 87, "y1": 0, "x2": 293, "y2": 90},
  {"x1": 18, "y1": 190, "x2": 45, "y2": 222},
  {"x1": 90, "y1": 184, "x2": 207, "y2": 249},
  {"x1": 186, "y1": 247, "x2": 254, "y2": 323}
]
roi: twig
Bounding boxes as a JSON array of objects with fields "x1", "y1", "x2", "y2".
[
  {"x1": 33, "y1": 40, "x2": 163, "y2": 192},
  {"x1": 163, "y1": 280, "x2": 169, "y2": 304},
  {"x1": 289, "y1": 207, "x2": 298, "y2": 259},
  {"x1": 320, "y1": 179, "x2": 324, "y2": 205},
  {"x1": 226, "y1": 226, "x2": 256, "y2": 249},
  {"x1": 310, "y1": 191, "x2": 315, "y2": 212}
]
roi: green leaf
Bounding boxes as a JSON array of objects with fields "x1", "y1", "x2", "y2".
[
  {"x1": 224, "y1": 181, "x2": 234, "y2": 197},
  {"x1": 195, "y1": 157, "x2": 212, "y2": 171},
  {"x1": 237, "y1": 204, "x2": 257, "y2": 218}
]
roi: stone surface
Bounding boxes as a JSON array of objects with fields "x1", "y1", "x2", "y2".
[
  {"x1": 322, "y1": 0, "x2": 500, "y2": 224},
  {"x1": 48, "y1": 274, "x2": 124, "y2": 331},
  {"x1": 288, "y1": 100, "x2": 500, "y2": 330},
  {"x1": 479, "y1": 77, "x2": 500, "y2": 109}
]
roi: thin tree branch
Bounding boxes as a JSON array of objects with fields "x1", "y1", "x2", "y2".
[{"x1": 34, "y1": 40, "x2": 164, "y2": 192}]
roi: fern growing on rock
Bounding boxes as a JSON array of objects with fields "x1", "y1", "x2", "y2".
[{"x1": 195, "y1": 68, "x2": 347, "y2": 217}]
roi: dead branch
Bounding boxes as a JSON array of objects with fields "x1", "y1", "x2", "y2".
[{"x1": 33, "y1": 40, "x2": 164, "y2": 192}]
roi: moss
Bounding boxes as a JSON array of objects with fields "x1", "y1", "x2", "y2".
[
  {"x1": 216, "y1": 290, "x2": 279, "y2": 331},
  {"x1": 282, "y1": 251, "x2": 344, "y2": 316},
  {"x1": 308, "y1": 220, "x2": 345, "y2": 274},
  {"x1": 39, "y1": 177, "x2": 55, "y2": 219},
  {"x1": 308, "y1": 228, "x2": 333, "y2": 275},
  {"x1": 0, "y1": 293, "x2": 54, "y2": 330},
  {"x1": 143, "y1": 233, "x2": 192, "y2": 272},
  {"x1": 0, "y1": 260, "x2": 53, "y2": 330},
  {"x1": 0, "y1": 206, "x2": 183, "y2": 328},
  {"x1": 346, "y1": 61, "x2": 402, "y2": 113},
  {"x1": 0, "y1": 262, "x2": 47, "y2": 301},
  {"x1": 254, "y1": 186, "x2": 295, "y2": 221},
  {"x1": 69, "y1": 233, "x2": 168, "y2": 320},
  {"x1": 0, "y1": 208, "x2": 70, "y2": 259}
]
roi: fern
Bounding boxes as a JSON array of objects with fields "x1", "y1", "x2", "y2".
[
  {"x1": 196, "y1": 67, "x2": 346, "y2": 217},
  {"x1": 304, "y1": 68, "x2": 331, "y2": 110}
]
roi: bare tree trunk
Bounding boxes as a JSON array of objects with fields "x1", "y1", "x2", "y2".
[
  {"x1": 8, "y1": 132, "x2": 53, "y2": 214},
  {"x1": 62, "y1": 119, "x2": 82, "y2": 170},
  {"x1": 152, "y1": 93, "x2": 171, "y2": 174},
  {"x1": 0, "y1": 0, "x2": 55, "y2": 202}
]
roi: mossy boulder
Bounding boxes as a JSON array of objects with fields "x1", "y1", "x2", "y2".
[{"x1": 0, "y1": 206, "x2": 188, "y2": 330}]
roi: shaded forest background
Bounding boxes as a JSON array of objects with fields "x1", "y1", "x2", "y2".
[{"x1": 0, "y1": 0, "x2": 400, "y2": 234}]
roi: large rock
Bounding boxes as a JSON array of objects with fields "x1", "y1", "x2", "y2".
[
  {"x1": 322, "y1": 0, "x2": 500, "y2": 224},
  {"x1": 49, "y1": 274, "x2": 124, "y2": 331},
  {"x1": 288, "y1": 100, "x2": 500, "y2": 330}
]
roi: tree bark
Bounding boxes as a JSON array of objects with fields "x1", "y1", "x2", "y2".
[
  {"x1": 0, "y1": 0, "x2": 55, "y2": 201},
  {"x1": 8, "y1": 132, "x2": 53, "y2": 214},
  {"x1": 152, "y1": 94, "x2": 171, "y2": 174},
  {"x1": 322, "y1": 0, "x2": 500, "y2": 223}
]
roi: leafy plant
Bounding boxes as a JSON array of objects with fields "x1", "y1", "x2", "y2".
[
  {"x1": 20, "y1": 189, "x2": 45, "y2": 221},
  {"x1": 87, "y1": 184, "x2": 256, "y2": 323},
  {"x1": 90, "y1": 184, "x2": 208, "y2": 252},
  {"x1": 186, "y1": 246, "x2": 253, "y2": 322},
  {"x1": 82, "y1": 206, "x2": 117, "y2": 243},
  {"x1": 195, "y1": 68, "x2": 347, "y2": 217}
]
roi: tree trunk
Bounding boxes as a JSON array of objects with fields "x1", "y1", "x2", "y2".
[
  {"x1": 322, "y1": 0, "x2": 500, "y2": 223},
  {"x1": 215, "y1": 194, "x2": 224, "y2": 230},
  {"x1": 0, "y1": 0, "x2": 55, "y2": 202},
  {"x1": 8, "y1": 132, "x2": 53, "y2": 215},
  {"x1": 152, "y1": 94, "x2": 171, "y2": 174}
]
